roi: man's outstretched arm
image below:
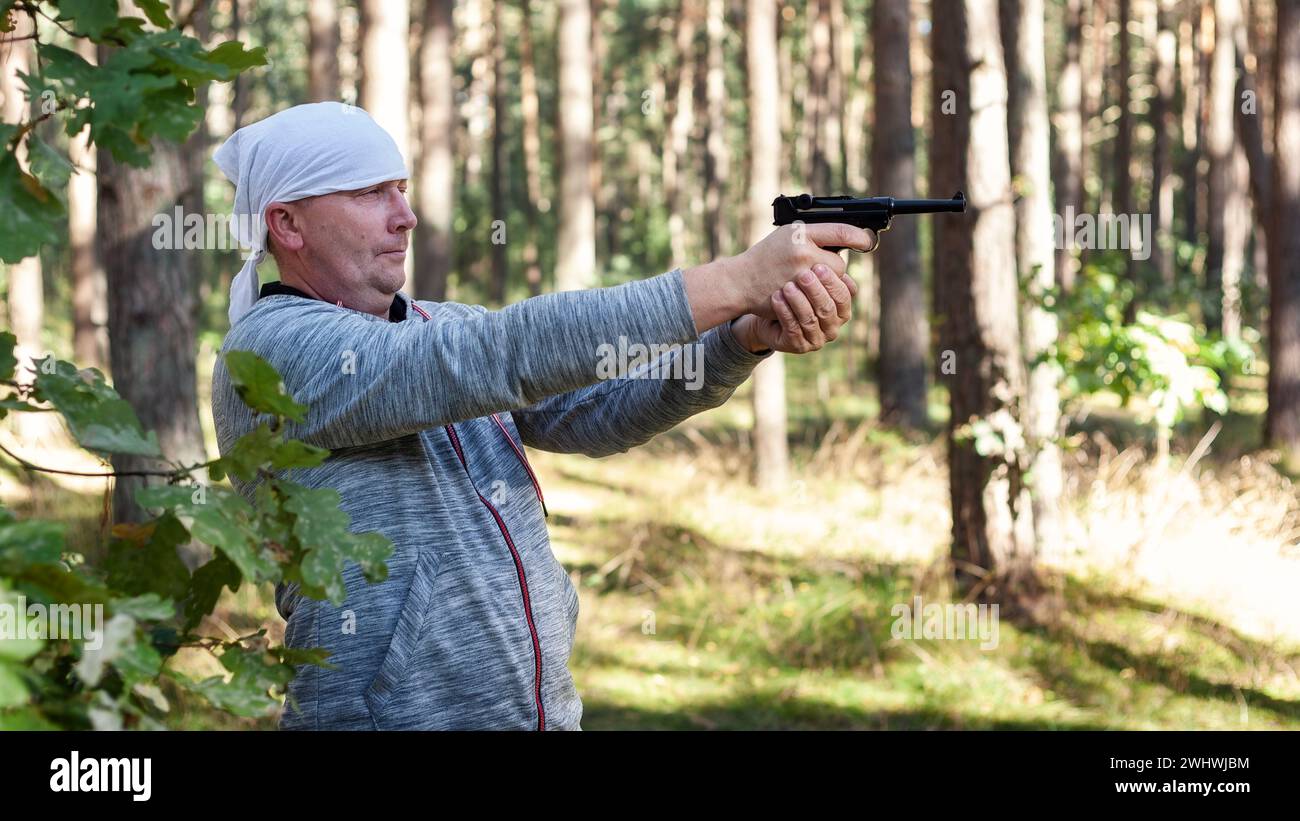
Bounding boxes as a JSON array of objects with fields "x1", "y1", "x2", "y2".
[{"x1": 511, "y1": 263, "x2": 859, "y2": 457}]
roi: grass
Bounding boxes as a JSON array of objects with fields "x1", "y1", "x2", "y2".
[{"x1": 538, "y1": 411, "x2": 1300, "y2": 730}]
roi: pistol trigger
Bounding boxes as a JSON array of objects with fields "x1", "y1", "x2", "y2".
[{"x1": 823, "y1": 245, "x2": 847, "y2": 253}]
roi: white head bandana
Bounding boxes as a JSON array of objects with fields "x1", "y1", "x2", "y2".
[{"x1": 213, "y1": 101, "x2": 410, "y2": 325}]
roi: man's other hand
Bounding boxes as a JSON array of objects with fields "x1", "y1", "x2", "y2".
[{"x1": 732, "y1": 264, "x2": 859, "y2": 354}]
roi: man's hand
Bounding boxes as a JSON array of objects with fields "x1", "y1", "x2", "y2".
[
  {"x1": 732, "y1": 264, "x2": 859, "y2": 354},
  {"x1": 682, "y1": 222, "x2": 875, "y2": 333}
]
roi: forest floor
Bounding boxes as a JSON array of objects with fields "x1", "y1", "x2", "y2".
[{"x1": 3, "y1": 343, "x2": 1298, "y2": 730}]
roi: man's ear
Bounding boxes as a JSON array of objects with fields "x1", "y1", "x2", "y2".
[{"x1": 264, "y1": 201, "x2": 305, "y2": 254}]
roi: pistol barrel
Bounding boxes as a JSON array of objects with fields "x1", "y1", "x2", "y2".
[{"x1": 889, "y1": 191, "x2": 967, "y2": 214}]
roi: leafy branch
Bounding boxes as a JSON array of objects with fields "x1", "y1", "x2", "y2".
[{"x1": 0, "y1": 334, "x2": 392, "y2": 729}]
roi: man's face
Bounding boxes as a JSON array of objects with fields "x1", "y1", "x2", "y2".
[{"x1": 267, "y1": 179, "x2": 417, "y2": 315}]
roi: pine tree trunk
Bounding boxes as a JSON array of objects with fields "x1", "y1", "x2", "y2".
[
  {"x1": 359, "y1": 0, "x2": 410, "y2": 160},
  {"x1": 308, "y1": 0, "x2": 341, "y2": 102},
  {"x1": 872, "y1": 0, "x2": 928, "y2": 430},
  {"x1": 1115, "y1": 0, "x2": 1137, "y2": 316},
  {"x1": 2, "y1": 23, "x2": 46, "y2": 445},
  {"x1": 1003, "y1": 0, "x2": 1064, "y2": 561},
  {"x1": 1151, "y1": 0, "x2": 1177, "y2": 287},
  {"x1": 490, "y1": 0, "x2": 508, "y2": 303},
  {"x1": 555, "y1": 0, "x2": 597, "y2": 291},
  {"x1": 806, "y1": 0, "x2": 831, "y2": 192},
  {"x1": 1267, "y1": 0, "x2": 1300, "y2": 460},
  {"x1": 520, "y1": 0, "x2": 544, "y2": 295},
  {"x1": 69, "y1": 37, "x2": 108, "y2": 370},
  {"x1": 97, "y1": 142, "x2": 207, "y2": 534},
  {"x1": 1206, "y1": 0, "x2": 1247, "y2": 339},
  {"x1": 416, "y1": 0, "x2": 455, "y2": 301},
  {"x1": 704, "y1": 0, "x2": 732, "y2": 259},
  {"x1": 665, "y1": 0, "x2": 698, "y2": 267},
  {"x1": 1052, "y1": 0, "x2": 1084, "y2": 292},
  {"x1": 748, "y1": 0, "x2": 789, "y2": 490},
  {"x1": 932, "y1": 0, "x2": 1037, "y2": 604}
]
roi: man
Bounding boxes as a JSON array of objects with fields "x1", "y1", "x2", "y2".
[{"x1": 210, "y1": 102, "x2": 876, "y2": 730}]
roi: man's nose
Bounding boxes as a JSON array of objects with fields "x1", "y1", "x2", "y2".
[{"x1": 390, "y1": 190, "x2": 417, "y2": 232}]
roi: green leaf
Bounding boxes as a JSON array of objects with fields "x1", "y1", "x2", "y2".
[
  {"x1": 33, "y1": 359, "x2": 161, "y2": 457},
  {"x1": 185, "y1": 644, "x2": 293, "y2": 717},
  {"x1": 205, "y1": 41, "x2": 268, "y2": 74},
  {"x1": 181, "y1": 553, "x2": 240, "y2": 633},
  {"x1": 0, "y1": 519, "x2": 65, "y2": 566},
  {"x1": 223, "y1": 351, "x2": 307, "y2": 422},
  {"x1": 273, "y1": 645, "x2": 337, "y2": 672},
  {"x1": 0, "y1": 331, "x2": 16, "y2": 380},
  {"x1": 132, "y1": 0, "x2": 171, "y2": 27},
  {"x1": 283, "y1": 486, "x2": 391, "y2": 605},
  {"x1": 109, "y1": 592, "x2": 174, "y2": 621},
  {"x1": 103, "y1": 515, "x2": 192, "y2": 601},
  {"x1": 0, "y1": 588, "x2": 41, "y2": 662},
  {"x1": 218, "y1": 423, "x2": 329, "y2": 482},
  {"x1": 27, "y1": 136, "x2": 75, "y2": 206},
  {"x1": 57, "y1": 0, "x2": 121, "y2": 38},
  {"x1": 0, "y1": 707, "x2": 57, "y2": 730},
  {"x1": 0, "y1": 662, "x2": 29, "y2": 709},
  {"x1": 110, "y1": 634, "x2": 163, "y2": 688},
  {"x1": 74, "y1": 613, "x2": 137, "y2": 687},
  {"x1": 137, "y1": 86, "x2": 202, "y2": 143},
  {"x1": 137, "y1": 485, "x2": 278, "y2": 584},
  {"x1": 7, "y1": 564, "x2": 112, "y2": 609},
  {"x1": 0, "y1": 132, "x2": 65, "y2": 263}
]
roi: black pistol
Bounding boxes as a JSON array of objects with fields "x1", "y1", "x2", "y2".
[{"x1": 772, "y1": 191, "x2": 967, "y2": 251}]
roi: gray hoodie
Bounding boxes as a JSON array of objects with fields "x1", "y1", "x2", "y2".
[{"x1": 210, "y1": 268, "x2": 771, "y2": 729}]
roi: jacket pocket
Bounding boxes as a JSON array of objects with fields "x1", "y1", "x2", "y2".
[{"x1": 363, "y1": 550, "x2": 441, "y2": 725}]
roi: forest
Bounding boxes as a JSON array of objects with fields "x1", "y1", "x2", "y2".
[{"x1": 0, "y1": 0, "x2": 1298, "y2": 731}]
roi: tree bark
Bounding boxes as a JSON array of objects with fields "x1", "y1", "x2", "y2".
[
  {"x1": 2, "y1": 21, "x2": 46, "y2": 445},
  {"x1": 490, "y1": 0, "x2": 508, "y2": 303},
  {"x1": 871, "y1": 0, "x2": 928, "y2": 430},
  {"x1": 665, "y1": 0, "x2": 698, "y2": 267},
  {"x1": 1115, "y1": 0, "x2": 1137, "y2": 315},
  {"x1": 415, "y1": 0, "x2": 455, "y2": 301},
  {"x1": 359, "y1": 0, "x2": 410, "y2": 161},
  {"x1": 1267, "y1": 0, "x2": 1300, "y2": 458},
  {"x1": 308, "y1": 0, "x2": 341, "y2": 102},
  {"x1": 932, "y1": 0, "x2": 1037, "y2": 604},
  {"x1": 704, "y1": 0, "x2": 732, "y2": 259},
  {"x1": 1206, "y1": 0, "x2": 1248, "y2": 340},
  {"x1": 1151, "y1": 0, "x2": 1177, "y2": 287},
  {"x1": 748, "y1": 0, "x2": 788, "y2": 490},
  {"x1": 556, "y1": 0, "x2": 597, "y2": 291},
  {"x1": 806, "y1": 0, "x2": 832, "y2": 192},
  {"x1": 97, "y1": 144, "x2": 207, "y2": 534},
  {"x1": 1051, "y1": 0, "x2": 1085, "y2": 292},
  {"x1": 519, "y1": 0, "x2": 544, "y2": 295},
  {"x1": 67, "y1": 37, "x2": 108, "y2": 370},
  {"x1": 1003, "y1": 0, "x2": 1064, "y2": 562}
]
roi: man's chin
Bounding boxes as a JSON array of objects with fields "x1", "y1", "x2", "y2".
[{"x1": 372, "y1": 265, "x2": 407, "y2": 294}]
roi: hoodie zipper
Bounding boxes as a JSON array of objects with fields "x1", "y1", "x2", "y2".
[
  {"x1": 443, "y1": 423, "x2": 545, "y2": 731},
  {"x1": 411, "y1": 300, "x2": 545, "y2": 731},
  {"x1": 490, "y1": 414, "x2": 548, "y2": 518}
]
